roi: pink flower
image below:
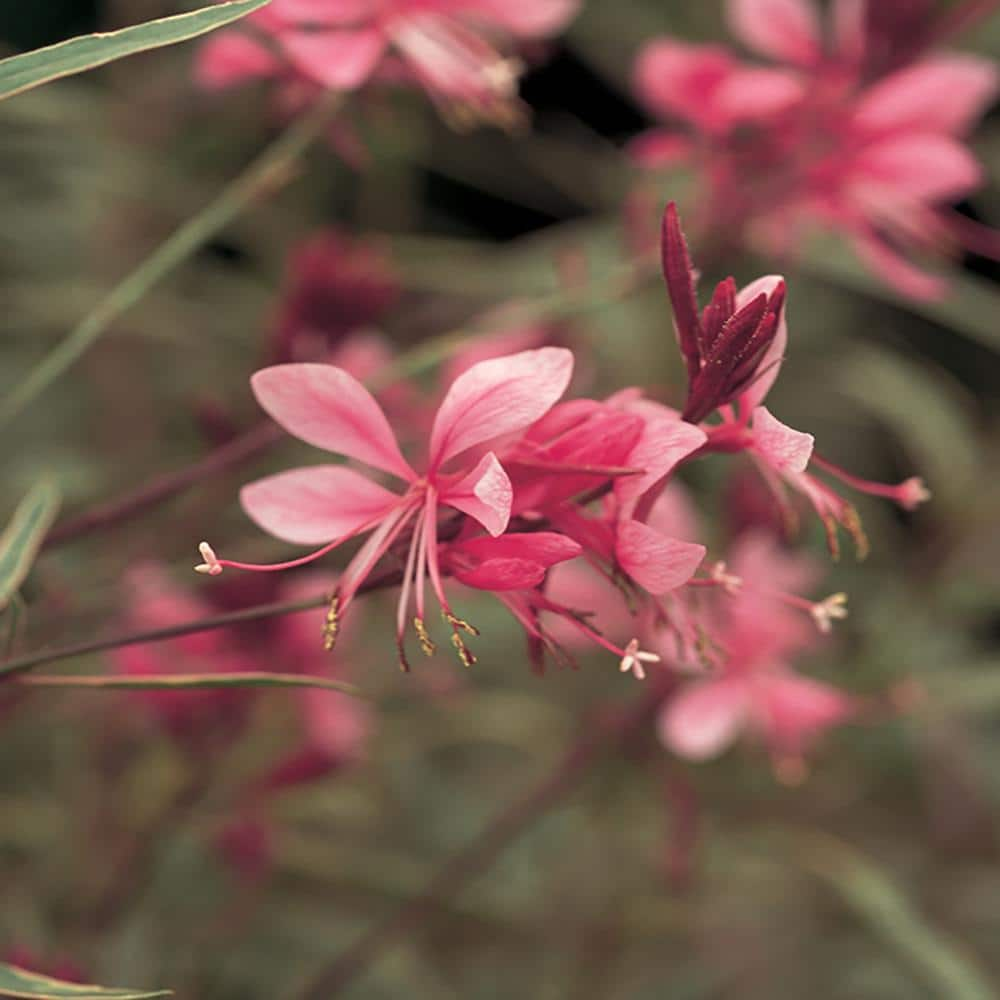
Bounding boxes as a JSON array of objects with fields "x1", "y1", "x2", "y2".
[
  {"x1": 631, "y1": 1, "x2": 1000, "y2": 298},
  {"x1": 269, "y1": 228, "x2": 399, "y2": 364},
  {"x1": 658, "y1": 533, "x2": 855, "y2": 776},
  {"x1": 661, "y1": 203, "x2": 929, "y2": 556},
  {"x1": 197, "y1": 0, "x2": 580, "y2": 124},
  {"x1": 198, "y1": 348, "x2": 578, "y2": 669}
]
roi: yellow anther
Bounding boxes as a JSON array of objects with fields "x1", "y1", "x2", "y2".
[
  {"x1": 413, "y1": 617, "x2": 436, "y2": 657},
  {"x1": 321, "y1": 594, "x2": 340, "y2": 652}
]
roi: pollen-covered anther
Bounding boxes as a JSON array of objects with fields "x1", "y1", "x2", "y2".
[
  {"x1": 443, "y1": 611, "x2": 480, "y2": 637},
  {"x1": 450, "y1": 631, "x2": 477, "y2": 669},
  {"x1": 321, "y1": 593, "x2": 341, "y2": 652},
  {"x1": 619, "y1": 638, "x2": 660, "y2": 680},
  {"x1": 413, "y1": 617, "x2": 436, "y2": 657},
  {"x1": 194, "y1": 541, "x2": 223, "y2": 576},
  {"x1": 810, "y1": 592, "x2": 848, "y2": 634},
  {"x1": 710, "y1": 561, "x2": 743, "y2": 595}
]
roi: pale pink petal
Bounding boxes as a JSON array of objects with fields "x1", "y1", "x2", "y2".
[
  {"x1": 467, "y1": 0, "x2": 580, "y2": 37},
  {"x1": 279, "y1": 27, "x2": 386, "y2": 89},
  {"x1": 831, "y1": 0, "x2": 866, "y2": 66},
  {"x1": 849, "y1": 229, "x2": 947, "y2": 301},
  {"x1": 853, "y1": 56, "x2": 999, "y2": 136},
  {"x1": 251, "y1": 364, "x2": 414, "y2": 480},
  {"x1": 645, "y1": 484, "x2": 702, "y2": 544},
  {"x1": 195, "y1": 32, "x2": 281, "y2": 90},
  {"x1": 726, "y1": 0, "x2": 822, "y2": 66},
  {"x1": 270, "y1": 0, "x2": 378, "y2": 24},
  {"x1": 754, "y1": 672, "x2": 853, "y2": 754},
  {"x1": 429, "y1": 347, "x2": 573, "y2": 470},
  {"x1": 751, "y1": 406, "x2": 814, "y2": 475},
  {"x1": 615, "y1": 401, "x2": 706, "y2": 506},
  {"x1": 240, "y1": 465, "x2": 401, "y2": 545},
  {"x1": 301, "y1": 688, "x2": 371, "y2": 759},
  {"x1": 736, "y1": 274, "x2": 787, "y2": 411},
  {"x1": 851, "y1": 133, "x2": 982, "y2": 203},
  {"x1": 616, "y1": 519, "x2": 705, "y2": 594},
  {"x1": 658, "y1": 680, "x2": 750, "y2": 760},
  {"x1": 714, "y1": 67, "x2": 805, "y2": 120},
  {"x1": 633, "y1": 39, "x2": 735, "y2": 128},
  {"x1": 449, "y1": 532, "x2": 581, "y2": 591},
  {"x1": 627, "y1": 129, "x2": 695, "y2": 169},
  {"x1": 441, "y1": 452, "x2": 513, "y2": 537}
]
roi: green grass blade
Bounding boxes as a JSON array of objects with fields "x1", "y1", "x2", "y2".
[
  {"x1": 0, "y1": 962, "x2": 169, "y2": 999},
  {"x1": 0, "y1": 0, "x2": 270, "y2": 102},
  {"x1": 0, "y1": 480, "x2": 61, "y2": 610}
]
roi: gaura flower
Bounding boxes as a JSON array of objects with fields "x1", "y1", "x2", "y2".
[
  {"x1": 661, "y1": 203, "x2": 930, "y2": 556},
  {"x1": 631, "y1": 0, "x2": 1000, "y2": 299},
  {"x1": 196, "y1": 347, "x2": 579, "y2": 669},
  {"x1": 196, "y1": 0, "x2": 580, "y2": 126},
  {"x1": 658, "y1": 532, "x2": 856, "y2": 781}
]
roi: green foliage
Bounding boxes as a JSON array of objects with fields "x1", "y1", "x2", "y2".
[
  {"x1": 0, "y1": 963, "x2": 168, "y2": 999},
  {"x1": 0, "y1": 479, "x2": 59, "y2": 610}
]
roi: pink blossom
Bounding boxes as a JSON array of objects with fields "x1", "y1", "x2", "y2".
[
  {"x1": 631, "y1": 1, "x2": 1000, "y2": 298},
  {"x1": 198, "y1": 348, "x2": 578, "y2": 669},
  {"x1": 661, "y1": 203, "x2": 929, "y2": 556},
  {"x1": 269, "y1": 228, "x2": 399, "y2": 364},
  {"x1": 658, "y1": 533, "x2": 855, "y2": 775},
  {"x1": 197, "y1": 0, "x2": 580, "y2": 124}
]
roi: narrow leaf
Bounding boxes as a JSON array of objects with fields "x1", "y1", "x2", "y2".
[
  {"x1": 0, "y1": 0, "x2": 271, "y2": 102},
  {"x1": 794, "y1": 831, "x2": 996, "y2": 1000},
  {"x1": 0, "y1": 480, "x2": 61, "y2": 610},
  {"x1": 20, "y1": 671, "x2": 365, "y2": 697},
  {"x1": 0, "y1": 961, "x2": 169, "y2": 999}
]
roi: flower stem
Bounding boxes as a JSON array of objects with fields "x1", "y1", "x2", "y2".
[
  {"x1": 0, "y1": 92, "x2": 343, "y2": 429},
  {"x1": 295, "y1": 685, "x2": 668, "y2": 1000}
]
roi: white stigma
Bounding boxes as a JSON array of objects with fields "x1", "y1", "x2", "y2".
[
  {"x1": 810, "y1": 592, "x2": 848, "y2": 634},
  {"x1": 194, "y1": 540, "x2": 223, "y2": 576},
  {"x1": 619, "y1": 638, "x2": 660, "y2": 680}
]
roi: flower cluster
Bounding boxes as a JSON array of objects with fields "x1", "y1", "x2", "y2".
[
  {"x1": 193, "y1": 201, "x2": 927, "y2": 774},
  {"x1": 197, "y1": 0, "x2": 579, "y2": 127},
  {"x1": 631, "y1": 0, "x2": 999, "y2": 298}
]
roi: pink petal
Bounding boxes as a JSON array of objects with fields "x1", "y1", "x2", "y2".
[
  {"x1": 240, "y1": 465, "x2": 401, "y2": 545},
  {"x1": 270, "y1": 0, "x2": 378, "y2": 24},
  {"x1": 466, "y1": 0, "x2": 580, "y2": 36},
  {"x1": 449, "y1": 532, "x2": 582, "y2": 591},
  {"x1": 735, "y1": 274, "x2": 787, "y2": 411},
  {"x1": 831, "y1": 0, "x2": 865, "y2": 66},
  {"x1": 429, "y1": 347, "x2": 573, "y2": 470},
  {"x1": 725, "y1": 0, "x2": 822, "y2": 67},
  {"x1": 851, "y1": 133, "x2": 982, "y2": 203},
  {"x1": 658, "y1": 680, "x2": 750, "y2": 760},
  {"x1": 441, "y1": 451, "x2": 513, "y2": 537},
  {"x1": 754, "y1": 672, "x2": 853, "y2": 754},
  {"x1": 849, "y1": 229, "x2": 946, "y2": 301},
  {"x1": 627, "y1": 129, "x2": 695, "y2": 169},
  {"x1": 251, "y1": 364, "x2": 414, "y2": 480},
  {"x1": 616, "y1": 519, "x2": 705, "y2": 594},
  {"x1": 853, "y1": 56, "x2": 999, "y2": 136},
  {"x1": 615, "y1": 400, "x2": 706, "y2": 507},
  {"x1": 750, "y1": 406, "x2": 814, "y2": 475},
  {"x1": 279, "y1": 27, "x2": 386, "y2": 89},
  {"x1": 645, "y1": 484, "x2": 702, "y2": 544},
  {"x1": 194, "y1": 32, "x2": 281, "y2": 90},
  {"x1": 714, "y1": 67, "x2": 805, "y2": 120},
  {"x1": 633, "y1": 39, "x2": 735, "y2": 128}
]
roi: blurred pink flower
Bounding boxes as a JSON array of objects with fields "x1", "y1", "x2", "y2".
[
  {"x1": 198, "y1": 348, "x2": 578, "y2": 669},
  {"x1": 631, "y1": 0, "x2": 1000, "y2": 298},
  {"x1": 196, "y1": 0, "x2": 579, "y2": 124},
  {"x1": 658, "y1": 533, "x2": 855, "y2": 776},
  {"x1": 270, "y1": 228, "x2": 399, "y2": 364}
]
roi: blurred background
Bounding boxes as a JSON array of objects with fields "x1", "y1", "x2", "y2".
[{"x1": 1, "y1": 1, "x2": 1000, "y2": 997}]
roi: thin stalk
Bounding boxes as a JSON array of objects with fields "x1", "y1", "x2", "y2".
[
  {"x1": 295, "y1": 685, "x2": 666, "y2": 999},
  {"x1": 0, "y1": 93, "x2": 343, "y2": 429}
]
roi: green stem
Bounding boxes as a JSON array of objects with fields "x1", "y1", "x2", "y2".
[{"x1": 0, "y1": 93, "x2": 342, "y2": 429}]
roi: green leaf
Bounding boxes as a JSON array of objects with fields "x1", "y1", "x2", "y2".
[
  {"x1": 0, "y1": 0, "x2": 271, "y2": 103},
  {"x1": 0, "y1": 479, "x2": 60, "y2": 611},
  {"x1": 0, "y1": 962, "x2": 169, "y2": 999},
  {"x1": 793, "y1": 832, "x2": 996, "y2": 1000},
  {"x1": 21, "y1": 671, "x2": 364, "y2": 697}
]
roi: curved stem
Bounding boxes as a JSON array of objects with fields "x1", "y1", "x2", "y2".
[
  {"x1": 295, "y1": 684, "x2": 667, "y2": 1000},
  {"x1": 0, "y1": 92, "x2": 343, "y2": 429}
]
